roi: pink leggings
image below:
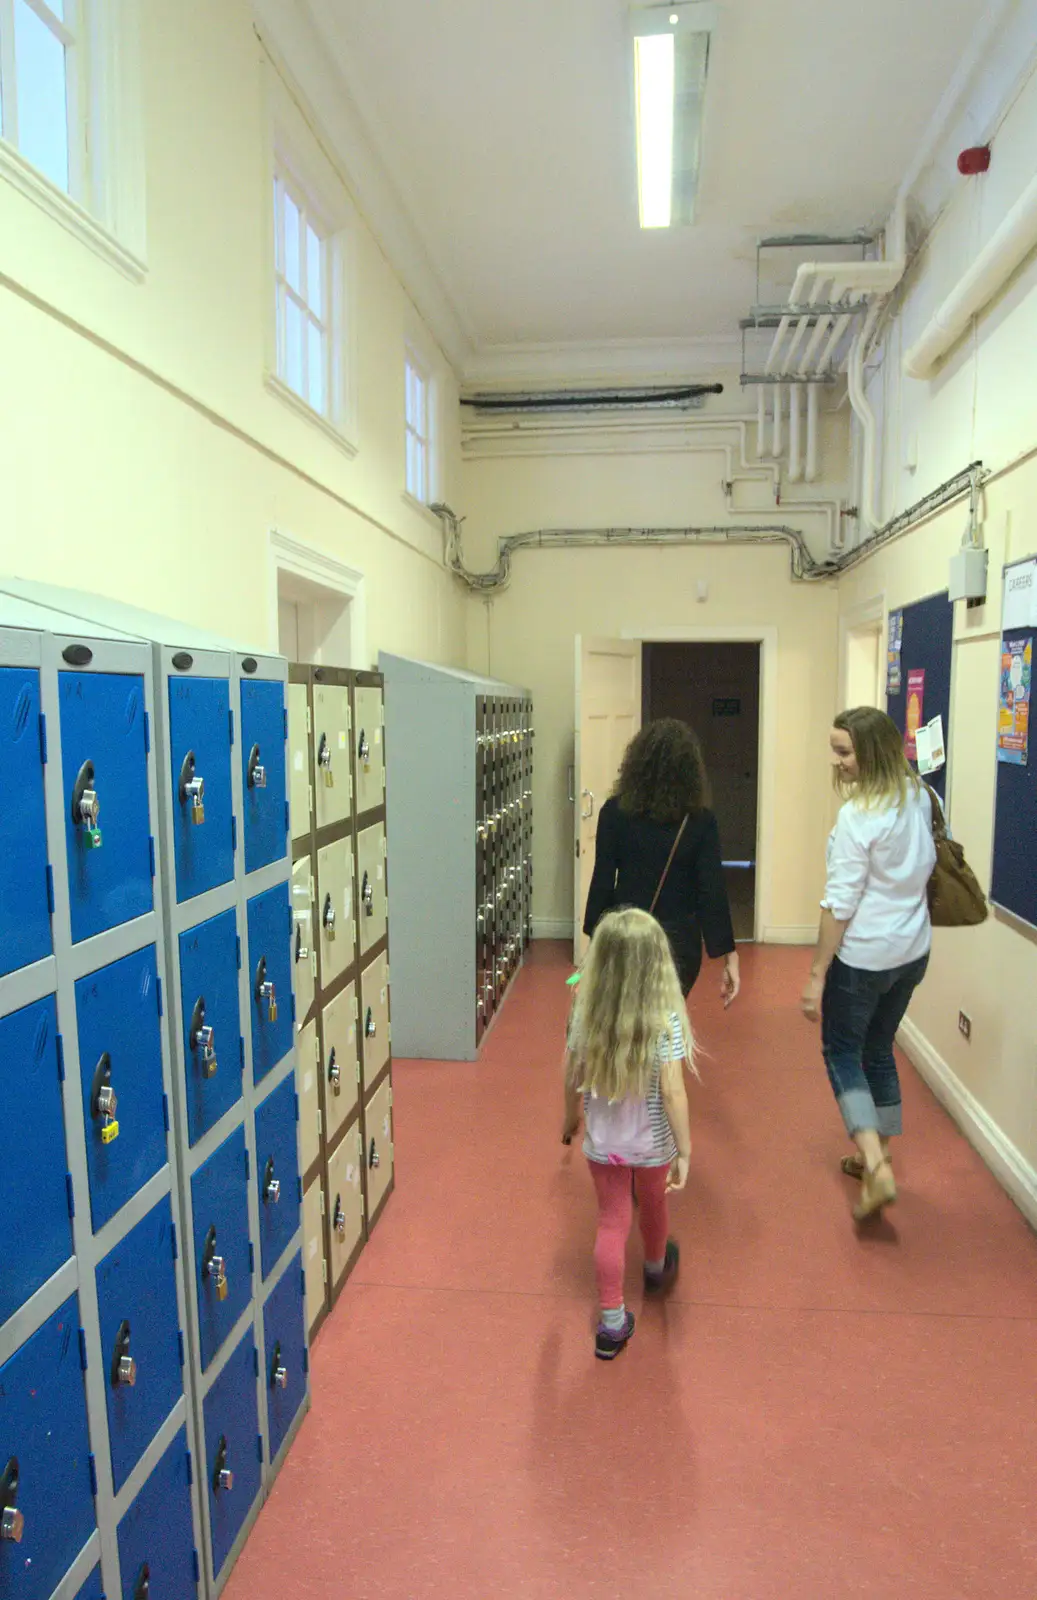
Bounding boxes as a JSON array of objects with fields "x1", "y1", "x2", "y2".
[{"x1": 589, "y1": 1163, "x2": 670, "y2": 1309}]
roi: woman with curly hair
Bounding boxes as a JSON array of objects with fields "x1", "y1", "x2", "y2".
[{"x1": 582, "y1": 719, "x2": 740, "y2": 1005}]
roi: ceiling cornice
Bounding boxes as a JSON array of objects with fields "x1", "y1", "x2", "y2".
[{"x1": 462, "y1": 335, "x2": 743, "y2": 390}]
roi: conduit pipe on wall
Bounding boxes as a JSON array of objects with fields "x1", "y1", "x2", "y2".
[
  {"x1": 771, "y1": 384, "x2": 784, "y2": 458},
  {"x1": 805, "y1": 382, "x2": 819, "y2": 482},
  {"x1": 757, "y1": 385, "x2": 768, "y2": 457},
  {"x1": 788, "y1": 383, "x2": 802, "y2": 481},
  {"x1": 847, "y1": 300, "x2": 884, "y2": 531},
  {"x1": 903, "y1": 169, "x2": 1037, "y2": 378}
]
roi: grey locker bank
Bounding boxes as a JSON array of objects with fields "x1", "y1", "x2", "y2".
[{"x1": 379, "y1": 654, "x2": 532, "y2": 1061}]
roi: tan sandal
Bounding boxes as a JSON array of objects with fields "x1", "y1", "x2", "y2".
[
  {"x1": 853, "y1": 1158, "x2": 897, "y2": 1222},
  {"x1": 840, "y1": 1154, "x2": 866, "y2": 1180}
]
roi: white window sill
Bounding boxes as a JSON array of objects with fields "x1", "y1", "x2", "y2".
[
  {"x1": 265, "y1": 373, "x2": 358, "y2": 458},
  {"x1": 402, "y1": 490, "x2": 443, "y2": 530},
  {"x1": 0, "y1": 139, "x2": 146, "y2": 284}
]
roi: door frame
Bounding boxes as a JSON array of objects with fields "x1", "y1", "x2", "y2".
[
  {"x1": 618, "y1": 624, "x2": 777, "y2": 943},
  {"x1": 268, "y1": 528, "x2": 368, "y2": 669},
  {"x1": 838, "y1": 593, "x2": 886, "y2": 712}
]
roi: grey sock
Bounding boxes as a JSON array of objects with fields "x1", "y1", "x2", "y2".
[
  {"x1": 645, "y1": 1257, "x2": 665, "y2": 1276},
  {"x1": 601, "y1": 1305, "x2": 627, "y2": 1332}
]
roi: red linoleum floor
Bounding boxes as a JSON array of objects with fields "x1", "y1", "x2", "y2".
[{"x1": 224, "y1": 943, "x2": 1037, "y2": 1600}]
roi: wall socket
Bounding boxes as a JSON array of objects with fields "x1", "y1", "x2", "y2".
[{"x1": 958, "y1": 1011, "x2": 972, "y2": 1041}]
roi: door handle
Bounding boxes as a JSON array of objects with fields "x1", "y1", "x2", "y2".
[{"x1": 580, "y1": 789, "x2": 595, "y2": 821}]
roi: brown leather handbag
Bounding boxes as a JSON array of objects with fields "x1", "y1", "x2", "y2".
[{"x1": 924, "y1": 785, "x2": 988, "y2": 928}]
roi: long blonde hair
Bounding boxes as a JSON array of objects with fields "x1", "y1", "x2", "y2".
[
  {"x1": 566, "y1": 909, "x2": 694, "y2": 1101},
  {"x1": 834, "y1": 706, "x2": 921, "y2": 809}
]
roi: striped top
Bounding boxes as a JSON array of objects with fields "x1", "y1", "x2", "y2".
[{"x1": 568, "y1": 1012, "x2": 688, "y2": 1168}]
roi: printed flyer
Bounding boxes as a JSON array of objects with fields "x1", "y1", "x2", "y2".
[
  {"x1": 905, "y1": 669, "x2": 925, "y2": 760},
  {"x1": 998, "y1": 636, "x2": 1031, "y2": 766},
  {"x1": 886, "y1": 610, "x2": 903, "y2": 695}
]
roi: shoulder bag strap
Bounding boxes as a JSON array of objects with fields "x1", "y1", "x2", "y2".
[
  {"x1": 923, "y1": 781, "x2": 947, "y2": 844},
  {"x1": 649, "y1": 816, "x2": 689, "y2": 917}
]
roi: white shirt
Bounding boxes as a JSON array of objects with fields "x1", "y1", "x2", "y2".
[{"x1": 822, "y1": 785, "x2": 936, "y2": 971}]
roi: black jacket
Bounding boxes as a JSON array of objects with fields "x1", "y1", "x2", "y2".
[{"x1": 582, "y1": 798, "x2": 736, "y2": 991}]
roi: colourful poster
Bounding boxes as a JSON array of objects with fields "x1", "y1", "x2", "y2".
[
  {"x1": 998, "y1": 636, "x2": 1031, "y2": 766},
  {"x1": 886, "y1": 610, "x2": 903, "y2": 695},
  {"x1": 904, "y1": 669, "x2": 925, "y2": 759}
]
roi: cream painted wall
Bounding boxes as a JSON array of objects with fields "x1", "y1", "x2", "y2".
[{"x1": 0, "y1": 0, "x2": 465, "y2": 663}]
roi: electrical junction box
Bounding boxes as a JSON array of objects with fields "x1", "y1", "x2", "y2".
[{"x1": 948, "y1": 546, "x2": 988, "y2": 603}]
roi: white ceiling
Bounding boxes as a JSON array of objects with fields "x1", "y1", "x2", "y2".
[{"x1": 302, "y1": 0, "x2": 989, "y2": 361}]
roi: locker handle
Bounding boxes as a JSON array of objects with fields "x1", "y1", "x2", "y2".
[
  {"x1": 358, "y1": 728, "x2": 370, "y2": 770},
  {"x1": 365, "y1": 1008, "x2": 376, "y2": 1039},
  {"x1": 361, "y1": 873, "x2": 374, "y2": 916},
  {"x1": 580, "y1": 788, "x2": 595, "y2": 821},
  {"x1": 254, "y1": 958, "x2": 278, "y2": 1023},
  {"x1": 270, "y1": 1340, "x2": 289, "y2": 1390},
  {"x1": 190, "y1": 998, "x2": 217, "y2": 1079},
  {"x1": 294, "y1": 917, "x2": 310, "y2": 964},
  {"x1": 90, "y1": 1052, "x2": 119, "y2": 1143},
  {"x1": 111, "y1": 1320, "x2": 137, "y2": 1389},
  {"x1": 202, "y1": 1225, "x2": 228, "y2": 1300},
  {"x1": 71, "y1": 759, "x2": 102, "y2": 849},
  {"x1": 263, "y1": 1156, "x2": 281, "y2": 1206},
  {"x1": 212, "y1": 1436, "x2": 233, "y2": 1494},
  {"x1": 322, "y1": 894, "x2": 336, "y2": 941},
  {"x1": 247, "y1": 744, "x2": 267, "y2": 790},
  {"x1": 178, "y1": 750, "x2": 205, "y2": 825},
  {"x1": 133, "y1": 1564, "x2": 150, "y2": 1600},
  {"x1": 368, "y1": 1138, "x2": 380, "y2": 1171},
  {"x1": 317, "y1": 733, "x2": 333, "y2": 787},
  {"x1": 327, "y1": 1049, "x2": 341, "y2": 1096},
  {"x1": 1, "y1": 1458, "x2": 23, "y2": 1544},
  {"x1": 333, "y1": 1194, "x2": 346, "y2": 1238}
]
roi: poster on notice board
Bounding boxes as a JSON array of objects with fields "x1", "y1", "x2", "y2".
[
  {"x1": 886, "y1": 610, "x2": 903, "y2": 695},
  {"x1": 904, "y1": 669, "x2": 925, "y2": 759},
  {"x1": 998, "y1": 636, "x2": 1031, "y2": 765}
]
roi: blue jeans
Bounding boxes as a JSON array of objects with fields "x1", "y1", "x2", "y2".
[{"x1": 821, "y1": 953, "x2": 929, "y2": 1138}]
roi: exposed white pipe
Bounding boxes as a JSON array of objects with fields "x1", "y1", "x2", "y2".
[
  {"x1": 771, "y1": 384, "x2": 783, "y2": 459},
  {"x1": 903, "y1": 169, "x2": 1037, "y2": 378},
  {"x1": 788, "y1": 382, "x2": 802, "y2": 482},
  {"x1": 818, "y1": 311, "x2": 853, "y2": 373},
  {"x1": 757, "y1": 385, "x2": 768, "y2": 457},
  {"x1": 798, "y1": 314, "x2": 833, "y2": 375},
  {"x1": 805, "y1": 382, "x2": 819, "y2": 482},
  {"x1": 847, "y1": 301, "x2": 884, "y2": 531}
]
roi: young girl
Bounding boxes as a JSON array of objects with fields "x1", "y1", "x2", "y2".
[{"x1": 562, "y1": 908, "x2": 694, "y2": 1360}]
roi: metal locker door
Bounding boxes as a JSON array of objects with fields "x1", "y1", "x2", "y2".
[
  {"x1": 246, "y1": 883, "x2": 294, "y2": 1086},
  {"x1": 190, "y1": 1125, "x2": 252, "y2": 1372},
  {"x1": 115, "y1": 1425, "x2": 196, "y2": 1600},
  {"x1": 262, "y1": 1252, "x2": 307, "y2": 1463},
  {"x1": 315, "y1": 838, "x2": 353, "y2": 991},
  {"x1": 312, "y1": 684, "x2": 351, "y2": 831},
  {"x1": 296, "y1": 1020, "x2": 320, "y2": 1177},
  {"x1": 0, "y1": 995, "x2": 72, "y2": 1327},
  {"x1": 353, "y1": 686, "x2": 384, "y2": 817},
  {"x1": 364, "y1": 1077, "x2": 394, "y2": 1226},
  {"x1": 287, "y1": 683, "x2": 311, "y2": 843},
  {"x1": 75, "y1": 945, "x2": 167, "y2": 1232},
  {"x1": 0, "y1": 1296, "x2": 95, "y2": 1600},
  {"x1": 0, "y1": 667, "x2": 51, "y2": 977},
  {"x1": 253, "y1": 1073, "x2": 301, "y2": 1282},
  {"x1": 290, "y1": 856, "x2": 316, "y2": 1028},
  {"x1": 95, "y1": 1196, "x2": 183, "y2": 1494},
  {"x1": 167, "y1": 675, "x2": 234, "y2": 903},
  {"x1": 358, "y1": 953, "x2": 390, "y2": 1095},
  {"x1": 72, "y1": 1568, "x2": 104, "y2": 1600},
  {"x1": 202, "y1": 1329, "x2": 261, "y2": 1584},
  {"x1": 240, "y1": 678, "x2": 288, "y2": 875},
  {"x1": 178, "y1": 908, "x2": 243, "y2": 1147},
  {"x1": 59, "y1": 670, "x2": 153, "y2": 945},
  {"x1": 325, "y1": 1134, "x2": 363, "y2": 1289},
  {"x1": 301, "y1": 1178, "x2": 324, "y2": 1334},
  {"x1": 322, "y1": 981, "x2": 358, "y2": 1143},
  {"x1": 355, "y1": 824, "x2": 386, "y2": 958}
]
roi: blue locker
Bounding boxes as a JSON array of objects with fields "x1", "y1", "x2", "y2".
[
  {"x1": 177, "y1": 909, "x2": 243, "y2": 1146},
  {"x1": 95, "y1": 1197, "x2": 183, "y2": 1494},
  {"x1": 59, "y1": 671, "x2": 153, "y2": 945},
  {"x1": 246, "y1": 884, "x2": 293, "y2": 1086},
  {"x1": 0, "y1": 1297, "x2": 95, "y2": 1600},
  {"x1": 0, "y1": 995, "x2": 72, "y2": 1327},
  {"x1": 168, "y1": 675, "x2": 234, "y2": 904},
  {"x1": 253, "y1": 1075, "x2": 300, "y2": 1280},
  {"x1": 0, "y1": 667, "x2": 51, "y2": 978},
  {"x1": 75, "y1": 945, "x2": 167, "y2": 1233},
  {"x1": 202, "y1": 1330, "x2": 261, "y2": 1583},
  {"x1": 262, "y1": 1253, "x2": 307, "y2": 1464},
  {"x1": 116, "y1": 1426, "x2": 196, "y2": 1600},
  {"x1": 239, "y1": 679, "x2": 287, "y2": 875},
  {"x1": 72, "y1": 1567, "x2": 105, "y2": 1600},
  {"x1": 190, "y1": 1126, "x2": 252, "y2": 1372}
]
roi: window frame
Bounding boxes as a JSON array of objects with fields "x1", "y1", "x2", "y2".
[
  {"x1": 273, "y1": 165, "x2": 332, "y2": 422},
  {"x1": 404, "y1": 347, "x2": 432, "y2": 506}
]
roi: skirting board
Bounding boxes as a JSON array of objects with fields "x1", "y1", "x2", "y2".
[
  {"x1": 536, "y1": 921, "x2": 818, "y2": 945},
  {"x1": 898, "y1": 1016, "x2": 1037, "y2": 1232},
  {"x1": 532, "y1": 919, "x2": 575, "y2": 940}
]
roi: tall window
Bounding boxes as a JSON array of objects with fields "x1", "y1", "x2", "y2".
[
  {"x1": 405, "y1": 352, "x2": 430, "y2": 503},
  {"x1": 273, "y1": 169, "x2": 330, "y2": 417},
  {"x1": 0, "y1": 0, "x2": 84, "y2": 197}
]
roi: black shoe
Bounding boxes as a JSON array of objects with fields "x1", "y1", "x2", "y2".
[
  {"x1": 594, "y1": 1311, "x2": 635, "y2": 1360},
  {"x1": 643, "y1": 1239, "x2": 680, "y2": 1294}
]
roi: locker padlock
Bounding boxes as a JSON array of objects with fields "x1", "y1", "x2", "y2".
[
  {"x1": 190, "y1": 997, "x2": 217, "y2": 1078},
  {"x1": 270, "y1": 1340, "x2": 289, "y2": 1390},
  {"x1": 317, "y1": 733, "x2": 334, "y2": 787},
  {"x1": 368, "y1": 1138, "x2": 380, "y2": 1171},
  {"x1": 365, "y1": 1007, "x2": 376, "y2": 1039},
  {"x1": 71, "y1": 759, "x2": 102, "y2": 849},
  {"x1": 328, "y1": 1049, "x2": 341, "y2": 1096},
  {"x1": 358, "y1": 729, "x2": 370, "y2": 771},
  {"x1": 178, "y1": 750, "x2": 205, "y2": 825},
  {"x1": 263, "y1": 1156, "x2": 281, "y2": 1206},
  {"x1": 90, "y1": 1052, "x2": 120, "y2": 1143},
  {"x1": 111, "y1": 1320, "x2": 137, "y2": 1388},
  {"x1": 361, "y1": 873, "x2": 374, "y2": 916},
  {"x1": 254, "y1": 957, "x2": 278, "y2": 1022},
  {"x1": 333, "y1": 1194, "x2": 346, "y2": 1238},
  {"x1": 322, "y1": 893, "x2": 336, "y2": 941},
  {"x1": 1, "y1": 1458, "x2": 23, "y2": 1544},
  {"x1": 247, "y1": 743, "x2": 267, "y2": 790},
  {"x1": 212, "y1": 1436, "x2": 233, "y2": 1494},
  {"x1": 202, "y1": 1225, "x2": 228, "y2": 1299},
  {"x1": 133, "y1": 1564, "x2": 150, "y2": 1600},
  {"x1": 294, "y1": 919, "x2": 309, "y2": 964}
]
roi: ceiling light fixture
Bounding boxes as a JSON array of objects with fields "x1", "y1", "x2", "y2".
[{"x1": 631, "y1": 2, "x2": 717, "y2": 231}]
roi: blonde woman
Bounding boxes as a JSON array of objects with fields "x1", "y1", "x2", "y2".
[
  {"x1": 802, "y1": 707, "x2": 936, "y2": 1222},
  {"x1": 562, "y1": 909, "x2": 693, "y2": 1360}
]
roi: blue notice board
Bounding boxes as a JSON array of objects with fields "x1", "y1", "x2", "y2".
[
  {"x1": 991, "y1": 558, "x2": 1037, "y2": 929},
  {"x1": 886, "y1": 590, "x2": 954, "y2": 804}
]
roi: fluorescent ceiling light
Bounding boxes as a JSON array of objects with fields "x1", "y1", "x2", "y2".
[{"x1": 632, "y1": 2, "x2": 715, "y2": 230}]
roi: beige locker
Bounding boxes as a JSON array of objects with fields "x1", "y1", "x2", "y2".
[
  {"x1": 354, "y1": 686, "x2": 385, "y2": 816},
  {"x1": 288, "y1": 683, "x2": 312, "y2": 840},
  {"x1": 312, "y1": 683, "x2": 352, "y2": 832},
  {"x1": 302, "y1": 1176, "x2": 326, "y2": 1334},
  {"x1": 296, "y1": 1019, "x2": 321, "y2": 1176},
  {"x1": 364, "y1": 1076, "x2": 394, "y2": 1224},
  {"x1": 356, "y1": 823, "x2": 387, "y2": 957},
  {"x1": 326, "y1": 1131, "x2": 364, "y2": 1288},
  {"x1": 359, "y1": 951, "x2": 390, "y2": 1094},
  {"x1": 316, "y1": 837, "x2": 354, "y2": 989},
  {"x1": 322, "y1": 980, "x2": 359, "y2": 1141},
  {"x1": 291, "y1": 855, "x2": 316, "y2": 1025}
]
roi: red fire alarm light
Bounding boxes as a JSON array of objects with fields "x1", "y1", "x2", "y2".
[{"x1": 957, "y1": 146, "x2": 991, "y2": 176}]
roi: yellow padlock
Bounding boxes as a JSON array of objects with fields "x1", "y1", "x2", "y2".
[
  {"x1": 216, "y1": 1274, "x2": 228, "y2": 1302},
  {"x1": 102, "y1": 1119, "x2": 120, "y2": 1145},
  {"x1": 269, "y1": 998, "x2": 278, "y2": 1023}
]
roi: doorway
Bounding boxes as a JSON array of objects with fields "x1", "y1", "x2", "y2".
[
  {"x1": 642, "y1": 641, "x2": 761, "y2": 942},
  {"x1": 840, "y1": 599, "x2": 885, "y2": 711},
  {"x1": 276, "y1": 570, "x2": 353, "y2": 666}
]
